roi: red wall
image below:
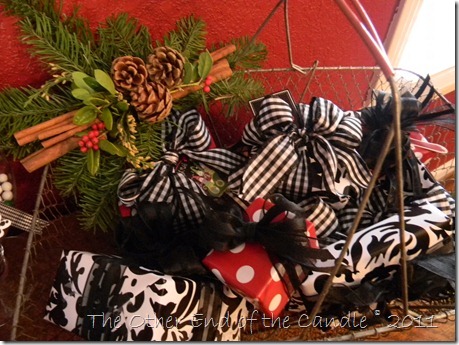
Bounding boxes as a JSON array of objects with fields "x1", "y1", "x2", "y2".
[{"x1": 0, "y1": 0, "x2": 399, "y2": 91}]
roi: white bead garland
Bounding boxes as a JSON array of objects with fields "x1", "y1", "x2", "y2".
[
  {"x1": 1, "y1": 181, "x2": 12, "y2": 192},
  {"x1": 1, "y1": 191, "x2": 13, "y2": 201},
  {"x1": 0, "y1": 173, "x2": 7, "y2": 183}
]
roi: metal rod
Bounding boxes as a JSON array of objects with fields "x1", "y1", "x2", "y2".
[
  {"x1": 388, "y1": 74, "x2": 409, "y2": 316},
  {"x1": 10, "y1": 164, "x2": 49, "y2": 340},
  {"x1": 301, "y1": 113, "x2": 397, "y2": 337}
]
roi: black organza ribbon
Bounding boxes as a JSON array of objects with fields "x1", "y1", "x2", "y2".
[{"x1": 198, "y1": 193, "x2": 334, "y2": 267}]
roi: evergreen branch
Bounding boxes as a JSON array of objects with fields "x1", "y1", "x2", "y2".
[
  {"x1": 0, "y1": 0, "x2": 94, "y2": 47},
  {"x1": 53, "y1": 150, "x2": 87, "y2": 197},
  {"x1": 95, "y1": 13, "x2": 153, "y2": 69},
  {"x1": 210, "y1": 72, "x2": 265, "y2": 117},
  {"x1": 225, "y1": 36, "x2": 268, "y2": 70},
  {"x1": 0, "y1": 85, "x2": 80, "y2": 158},
  {"x1": 76, "y1": 154, "x2": 125, "y2": 232},
  {"x1": 163, "y1": 15, "x2": 206, "y2": 61},
  {"x1": 0, "y1": 0, "x2": 61, "y2": 22},
  {"x1": 19, "y1": 12, "x2": 98, "y2": 74}
]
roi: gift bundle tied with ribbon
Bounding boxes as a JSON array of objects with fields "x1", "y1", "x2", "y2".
[
  {"x1": 45, "y1": 250, "x2": 248, "y2": 341},
  {"x1": 228, "y1": 96, "x2": 371, "y2": 238},
  {"x1": 116, "y1": 108, "x2": 247, "y2": 275}
]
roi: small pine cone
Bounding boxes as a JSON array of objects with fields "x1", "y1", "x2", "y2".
[
  {"x1": 146, "y1": 46, "x2": 185, "y2": 88},
  {"x1": 111, "y1": 56, "x2": 148, "y2": 93},
  {"x1": 130, "y1": 82, "x2": 173, "y2": 123}
]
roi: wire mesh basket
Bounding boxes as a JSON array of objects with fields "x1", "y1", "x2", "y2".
[
  {"x1": 2, "y1": 65, "x2": 454, "y2": 341},
  {"x1": 2, "y1": 0, "x2": 455, "y2": 340}
]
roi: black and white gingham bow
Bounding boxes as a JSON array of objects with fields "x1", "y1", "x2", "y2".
[
  {"x1": 227, "y1": 96, "x2": 372, "y2": 238},
  {"x1": 117, "y1": 109, "x2": 245, "y2": 230},
  {"x1": 229, "y1": 96, "x2": 371, "y2": 204}
]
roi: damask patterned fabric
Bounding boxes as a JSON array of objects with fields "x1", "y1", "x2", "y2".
[
  {"x1": 299, "y1": 201, "x2": 454, "y2": 297},
  {"x1": 44, "y1": 250, "x2": 248, "y2": 341}
]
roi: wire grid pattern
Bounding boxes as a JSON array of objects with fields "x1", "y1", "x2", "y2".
[{"x1": 7, "y1": 67, "x2": 455, "y2": 341}]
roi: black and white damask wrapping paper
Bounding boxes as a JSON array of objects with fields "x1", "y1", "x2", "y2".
[
  {"x1": 299, "y1": 201, "x2": 454, "y2": 297},
  {"x1": 228, "y1": 96, "x2": 371, "y2": 238},
  {"x1": 44, "y1": 250, "x2": 248, "y2": 341}
]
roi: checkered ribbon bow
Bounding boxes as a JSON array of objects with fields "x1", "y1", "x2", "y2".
[
  {"x1": 117, "y1": 109, "x2": 245, "y2": 230},
  {"x1": 229, "y1": 96, "x2": 370, "y2": 203}
]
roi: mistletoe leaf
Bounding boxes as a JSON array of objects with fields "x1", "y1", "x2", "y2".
[
  {"x1": 94, "y1": 69, "x2": 117, "y2": 95},
  {"x1": 197, "y1": 50, "x2": 213, "y2": 79},
  {"x1": 83, "y1": 97, "x2": 110, "y2": 107},
  {"x1": 99, "y1": 140, "x2": 127, "y2": 157},
  {"x1": 87, "y1": 149, "x2": 100, "y2": 176},
  {"x1": 71, "y1": 88, "x2": 90, "y2": 101},
  {"x1": 72, "y1": 71, "x2": 94, "y2": 92},
  {"x1": 100, "y1": 108, "x2": 113, "y2": 130},
  {"x1": 83, "y1": 77, "x2": 107, "y2": 93},
  {"x1": 183, "y1": 62, "x2": 195, "y2": 84},
  {"x1": 74, "y1": 105, "x2": 97, "y2": 125}
]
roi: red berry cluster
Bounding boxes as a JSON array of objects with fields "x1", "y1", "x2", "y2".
[
  {"x1": 79, "y1": 122, "x2": 105, "y2": 153},
  {"x1": 203, "y1": 76, "x2": 212, "y2": 93}
]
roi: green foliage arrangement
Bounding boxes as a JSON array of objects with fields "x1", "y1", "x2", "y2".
[{"x1": 0, "y1": 0, "x2": 267, "y2": 232}]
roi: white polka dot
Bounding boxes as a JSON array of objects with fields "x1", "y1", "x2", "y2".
[
  {"x1": 251, "y1": 209, "x2": 264, "y2": 222},
  {"x1": 211, "y1": 269, "x2": 225, "y2": 283},
  {"x1": 230, "y1": 243, "x2": 245, "y2": 253},
  {"x1": 268, "y1": 294, "x2": 283, "y2": 311},
  {"x1": 270, "y1": 266, "x2": 281, "y2": 282},
  {"x1": 236, "y1": 265, "x2": 255, "y2": 284}
]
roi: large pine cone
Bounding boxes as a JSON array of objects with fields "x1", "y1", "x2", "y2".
[
  {"x1": 146, "y1": 47, "x2": 185, "y2": 89},
  {"x1": 130, "y1": 82, "x2": 173, "y2": 123},
  {"x1": 111, "y1": 56, "x2": 148, "y2": 93}
]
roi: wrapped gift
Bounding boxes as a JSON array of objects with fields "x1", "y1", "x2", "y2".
[
  {"x1": 202, "y1": 197, "x2": 328, "y2": 319},
  {"x1": 203, "y1": 242, "x2": 291, "y2": 319},
  {"x1": 44, "y1": 250, "x2": 248, "y2": 341},
  {"x1": 227, "y1": 96, "x2": 371, "y2": 238},
  {"x1": 117, "y1": 108, "x2": 245, "y2": 231},
  {"x1": 247, "y1": 198, "x2": 319, "y2": 249},
  {"x1": 300, "y1": 201, "x2": 454, "y2": 297}
]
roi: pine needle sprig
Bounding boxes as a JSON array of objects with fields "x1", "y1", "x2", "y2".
[
  {"x1": 76, "y1": 154, "x2": 126, "y2": 232},
  {"x1": 0, "y1": 85, "x2": 80, "y2": 158},
  {"x1": 162, "y1": 15, "x2": 207, "y2": 61},
  {"x1": 54, "y1": 150, "x2": 125, "y2": 232},
  {"x1": 19, "y1": 12, "x2": 99, "y2": 74},
  {"x1": 208, "y1": 72, "x2": 265, "y2": 118},
  {"x1": 95, "y1": 13, "x2": 153, "y2": 70},
  {"x1": 225, "y1": 36, "x2": 268, "y2": 70},
  {"x1": 0, "y1": 0, "x2": 61, "y2": 22}
]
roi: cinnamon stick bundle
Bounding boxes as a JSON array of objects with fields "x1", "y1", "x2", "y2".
[
  {"x1": 14, "y1": 110, "x2": 77, "y2": 146},
  {"x1": 20, "y1": 137, "x2": 80, "y2": 173}
]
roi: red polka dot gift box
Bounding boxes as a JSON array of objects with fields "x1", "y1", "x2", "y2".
[
  {"x1": 202, "y1": 198, "x2": 319, "y2": 319},
  {"x1": 203, "y1": 242, "x2": 290, "y2": 319}
]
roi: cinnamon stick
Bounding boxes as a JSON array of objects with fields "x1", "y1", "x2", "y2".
[
  {"x1": 37, "y1": 117, "x2": 79, "y2": 141},
  {"x1": 21, "y1": 137, "x2": 80, "y2": 173},
  {"x1": 210, "y1": 44, "x2": 236, "y2": 62},
  {"x1": 14, "y1": 110, "x2": 77, "y2": 146},
  {"x1": 173, "y1": 58, "x2": 233, "y2": 100},
  {"x1": 41, "y1": 121, "x2": 95, "y2": 148}
]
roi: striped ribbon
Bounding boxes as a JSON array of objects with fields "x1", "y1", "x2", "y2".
[
  {"x1": 0, "y1": 202, "x2": 48, "y2": 234},
  {"x1": 228, "y1": 96, "x2": 371, "y2": 237},
  {"x1": 117, "y1": 109, "x2": 245, "y2": 230}
]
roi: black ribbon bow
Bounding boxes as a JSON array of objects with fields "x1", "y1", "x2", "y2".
[{"x1": 198, "y1": 193, "x2": 334, "y2": 267}]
